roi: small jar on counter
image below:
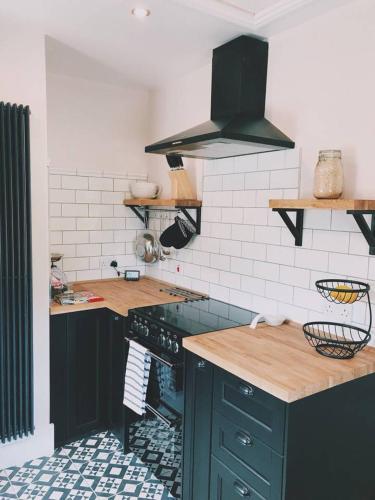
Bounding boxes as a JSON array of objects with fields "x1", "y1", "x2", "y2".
[{"x1": 313, "y1": 149, "x2": 344, "y2": 199}]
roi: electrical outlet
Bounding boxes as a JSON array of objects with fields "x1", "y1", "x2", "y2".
[
  {"x1": 176, "y1": 263, "x2": 183, "y2": 274},
  {"x1": 324, "y1": 301, "x2": 352, "y2": 323},
  {"x1": 99, "y1": 257, "x2": 113, "y2": 268}
]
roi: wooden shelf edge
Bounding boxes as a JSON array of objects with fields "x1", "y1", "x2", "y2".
[
  {"x1": 269, "y1": 199, "x2": 375, "y2": 210},
  {"x1": 124, "y1": 198, "x2": 202, "y2": 207}
]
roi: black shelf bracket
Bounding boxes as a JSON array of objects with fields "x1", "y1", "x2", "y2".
[
  {"x1": 127, "y1": 205, "x2": 201, "y2": 235},
  {"x1": 347, "y1": 210, "x2": 375, "y2": 255},
  {"x1": 272, "y1": 208, "x2": 304, "y2": 246}
]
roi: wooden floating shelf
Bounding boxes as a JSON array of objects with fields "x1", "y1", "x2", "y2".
[
  {"x1": 124, "y1": 198, "x2": 202, "y2": 207},
  {"x1": 269, "y1": 199, "x2": 375, "y2": 210},
  {"x1": 269, "y1": 199, "x2": 375, "y2": 255}
]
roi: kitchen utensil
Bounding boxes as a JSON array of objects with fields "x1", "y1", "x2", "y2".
[
  {"x1": 159, "y1": 216, "x2": 195, "y2": 249},
  {"x1": 135, "y1": 230, "x2": 161, "y2": 263},
  {"x1": 250, "y1": 313, "x2": 286, "y2": 329},
  {"x1": 303, "y1": 279, "x2": 371, "y2": 359},
  {"x1": 130, "y1": 182, "x2": 161, "y2": 199}
]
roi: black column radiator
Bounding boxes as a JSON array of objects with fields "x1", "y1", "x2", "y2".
[{"x1": 0, "y1": 102, "x2": 33, "y2": 443}]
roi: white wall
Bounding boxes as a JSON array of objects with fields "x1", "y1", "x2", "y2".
[
  {"x1": 0, "y1": 21, "x2": 52, "y2": 466},
  {"x1": 147, "y1": 0, "x2": 375, "y2": 335},
  {"x1": 266, "y1": 0, "x2": 375, "y2": 198},
  {"x1": 148, "y1": 63, "x2": 211, "y2": 198},
  {"x1": 46, "y1": 73, "x2": 151, "y2": 176}
]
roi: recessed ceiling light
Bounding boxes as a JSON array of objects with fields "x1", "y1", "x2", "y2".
[{"x1": 131, "y1": 7, "x2": 151, "y2": 18}]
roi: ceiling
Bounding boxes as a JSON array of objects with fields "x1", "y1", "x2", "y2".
[{"x1": 0, "y1": 0, "x2": 355, "y2": 88}]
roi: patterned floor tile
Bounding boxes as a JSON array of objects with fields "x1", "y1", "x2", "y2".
[{"x1": 1, "y1": 421, "x2": 180, "y2": 500}]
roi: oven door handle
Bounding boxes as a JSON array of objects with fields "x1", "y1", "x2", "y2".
[
  {"x1": 145, "y1": 404, "x2": 180, "y2": 428},
  {"x1": 124, "y1": 336, "x2": 181, "y2": 369}
]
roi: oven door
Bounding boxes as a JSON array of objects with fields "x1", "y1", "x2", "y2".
[{"x1": 124, "y1": 336, "x2": 183, "y2": 427}]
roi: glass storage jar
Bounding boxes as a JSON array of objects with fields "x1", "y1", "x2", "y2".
[{"x1": 313, "y1": 150, "x2": 343, "y2": 199}]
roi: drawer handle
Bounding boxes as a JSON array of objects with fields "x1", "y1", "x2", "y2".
[
  {"x1": 234, "y1": 480, "x2": 250, "y2": 497},
  {"x1": 235, "y1": 431, "x2": 253, "y2": 447},
  {"x1": 239, "y1": 383, "x2": 254, "y2": 397}
]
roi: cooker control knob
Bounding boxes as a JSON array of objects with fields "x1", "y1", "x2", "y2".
[
  {"x1": 160, "y1": 333, "x2": 166, "y2": 346},
  {"x1": 132, "y1": 321, "x2": 138, "y2": 332},
  {"x1": 138, "y1": 324, "x2": 144, "y2": 335},
  {"x1": 143, "y1": 326, "x2": 149, "y2": 337},
  {"x1": 166, "y1": 337, "x2": 173, "y2": 350},
  {"x1": 172, "y1": 341, "x2": 179, "y2": 354}
]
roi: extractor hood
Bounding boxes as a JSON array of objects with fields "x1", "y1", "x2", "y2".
[{"x1": 145, "y1": 35, "x2": 294, "y2": 160}]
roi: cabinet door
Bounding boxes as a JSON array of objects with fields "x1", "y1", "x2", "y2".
[
  {"x1": 50, "y1": 314, "x2": 69, "y2": 448},
  {"x1": 67, "y1": 310, "x2": 109, "y2": 440},
  {"x1": 182, "y1": 352, "x2": 214, "y2": 500},
  {"x1": 108, "y1": 312, "x2": 127, "y2": 446}
]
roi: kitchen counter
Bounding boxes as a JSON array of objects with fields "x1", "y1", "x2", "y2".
[
  {"x1": 182, "y1": 321, "x2": 375, "y2": 402},
  {"x1": 50, "y1": 277, "x2": 185, "y2": 316}
]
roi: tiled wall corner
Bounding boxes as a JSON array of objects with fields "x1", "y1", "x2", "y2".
[
  {"x1": 146, "y1": 148, "x2": 375, "y2": 345},
  {"x1": 48, "y1": 169, "x2": 146, "y2": 281}
]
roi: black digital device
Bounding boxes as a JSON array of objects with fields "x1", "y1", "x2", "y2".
[{"x1": 124, "y1": 270, "x2": 140, "y2": 281}]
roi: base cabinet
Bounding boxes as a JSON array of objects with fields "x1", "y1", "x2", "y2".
[
  {"x1": 183, "y1": 351, "x2": 375, "y2": 500},
  {"x1": 50, "y1": 309, "x2": 127, "y2": 448}
]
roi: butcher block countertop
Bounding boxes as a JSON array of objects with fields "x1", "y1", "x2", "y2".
[
  {"x1": 50, "y1": 277, "x2": 185, "y2": 316},
  {"x1": 182, "y1": 322, "x2": 375, "y2": 403}
]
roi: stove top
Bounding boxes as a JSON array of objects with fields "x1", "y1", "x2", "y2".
[{"x1": 132, "y1": 298, "x2": 258, "y2": 336}]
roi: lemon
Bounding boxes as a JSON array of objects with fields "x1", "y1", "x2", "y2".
[{"x1": 329, "y1": 285, "x2": 358, "y2": 304}]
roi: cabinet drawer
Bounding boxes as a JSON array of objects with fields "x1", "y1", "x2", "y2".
[
  {"x1": 210, "y1": 456, "x2": 270, "y2": 500},
  {"x1": 212, "y1": 411, "x2": 283, "y2": 494},
  {"x1": 213, "y1": 368, "x2": 285, "y2": 453}
]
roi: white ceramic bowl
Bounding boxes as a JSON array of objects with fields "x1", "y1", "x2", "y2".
[{"x1": 130, "y1": 182, "x2": 160, "y2": 199}]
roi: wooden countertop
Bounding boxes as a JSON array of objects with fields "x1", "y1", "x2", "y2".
[
  {"x1": 182, "y1": 322, "x2": 375, "y2": 403},
  {"x1": 50, "y1": 277, "x2": 185, "y2": 316}
]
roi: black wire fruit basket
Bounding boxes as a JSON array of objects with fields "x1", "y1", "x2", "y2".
[{"x1": 303, "y1": 279, "x2": 372, "y2": 360}]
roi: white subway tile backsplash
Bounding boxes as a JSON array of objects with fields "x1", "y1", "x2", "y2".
[
  {"x1": 221, "y1": 208, "x2": 243, "y2": 224},
  {"x1": 49, "y1": 203, "x2": 62, "y2": 217},
  {"x1": 114, "y1": 179, "x2": 130, "y2": 192},
  {"x1": 49, "y1": 174, "x2": 61, "y2": 189},
  {"x1": 50, "y1": 218, "x2": 76, "y2": 231},
  {"x1": 76, "y1": 269, "x2": 102, "y2": 281},
  {"x1": 192, "y1": 251, "x2": 210, "y2": 266},
  {"x1": 62, "y1": 204, "x2": 89, "y2": 217},
  {"x1": 61, "y1": 175, "x2": 88, "y2": 190},
  {"x1": 295, "y1": 248, "x2": 329, "y2": 271},
  {"x1": 76, "y1": 190, "x2": 101, "y2": 204},
  {"x1": 201, "y1": 207, "x2": 222, "y2": 222},
  {"x1": 328, "y1": 252, "x2": 369, "y2": 279},
  {"x1": 243, "y1": 208, "x2": 268, "y2": 225},
  {"x1": 255, "y1": 189, "x2": 283, "y2": 207},
  {"x1": 63, "y1": 231, "x2": 89, "y2": 244},
  {"x1": 102, "y1": 242, "x2": 126, "y2": 256},
  {"x1": 101, "y1": 191, "x2": 125, "y2": 204},
  {"x1": 210, "y1": 254, "x2": 231, "y2": 271},
  {"x1": 205, "y1": 158, "x2": 234, "y2": 176},
  {"x1": 89, "y1": 204, "x2": 114, "y2": 217},
  {"x1": 304, "y1": 210, "x2": 331, "y2": 230},
  {"x1": 244, "y1": 171, "x2": 270, "y2": 190},
  {"x1": 114, "y1": 230, "x2": 137, "y2": 242},
  {"x1": 270, "y1": 168, "x2": 299, "y2": 189},
  {"x1": 279, "y1": 265, "x2": 310, "y2": 288},
  {"x1": 209, "y1": 283, "x2": 230, "y2": 302},
  {"x1": 49, "y1": 189, "x2": 75, "y2": 203},
  {"x1": 312, "y1": 230, "x2": 349, "y2": 253},
  {"x1": 266, "y1": 245, "x2": 295, "y2": 266},
  {"x1": 63, "y1": 257, "x2": 90, "y2": 272},
  {"x1": 220, "y1": 270, "x2": 241, "y2": 289},
  {"x1": 220, "y1": 240, "x2": 242, "y2": 257},
  {"x1": 229, "y1": 289, "x2": 253, "y2": 309},
  {"x1": 90, "y1": 231, "x2": 114, "y2": 243},
  {"x1": 232, "y1": 224, "x2": 255, "y2": 242},
  {"x1": 253, "y1": 261, "x2": 279, "y2": 281},
  {"x1": 349, "y1": 232, "x2": 370, "y2": 256},
  {"x1": 265, "y1": 281, "x2": 294, "y2": 304},
  {"x1": 258, "y1": 150, "x2": 285, "y2": 170},
  {"x1": 204, "y1": 175, "x2": 222, "y2": 192},
  {"x1": 50, "y1": 244, "x2": 76, "y2": 258},
  {"x1": 76, "y1": 244, "x2": 102, "y2": 257},
  {"x1": 331, "y1": 211, "x2": 360, "y2": 232},
  {"x1": 254, "y1": 226, "x2": 281, "y2": 245},
  {"x1": 210, "y1": 223, "x2": 232, "y2": 239},
  {"x1": 234, "y1": 155, "x2": 258, "y2": 174},
  {"x1": 222, "y1": 174, "x2": 245, "y2": 191},
  {"x1": 241, "y1": 242, "x2": 267, "y2": 261},
  {"x1": 77, "y1": 218, "x2": 102, "y2": 231},
  {"x1": 50, "y1": 231, "x2": 63, "y2": 244},
  {"x1": 232, "y1": 191, "x2": 256, "y2": 207},
  {"x1": 231, "y1": 257, "x2": 253, "y2": 276},
  {"x1": 126, "y1": 217, "x2": 144, "y2": 230},
  {"x1": 203, "y1": 191, "x2": 233, "y2": 207},
  {"x1": 89, "y1": 177, "x2": 113, "y2": 191}
]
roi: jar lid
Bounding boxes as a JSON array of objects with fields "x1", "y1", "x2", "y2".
[{"x1": 319, "y1": 149, "x2": 342, "y2": 159}]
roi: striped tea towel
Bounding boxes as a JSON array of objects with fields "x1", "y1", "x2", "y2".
[{"x1": 123, "y1": 340, "x2": 151, "y2": 415}]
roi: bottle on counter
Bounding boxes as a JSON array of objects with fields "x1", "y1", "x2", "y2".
[{"x1": 313, "y1": 149, "x2": 344, "y2": 199}]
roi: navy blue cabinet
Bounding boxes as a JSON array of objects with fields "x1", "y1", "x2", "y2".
[
  {"x1": 183, "y1": 352, "x2": 375, "y2": 500},
  {"x1": 50, "y1": 309, "x2": 127, "y2": 448}
]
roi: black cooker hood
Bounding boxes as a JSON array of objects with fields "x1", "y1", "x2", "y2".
[{"x1": 145, "y1": 35, "x2": 294, "y2": 160}]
